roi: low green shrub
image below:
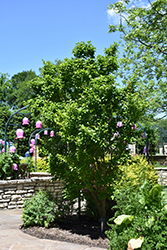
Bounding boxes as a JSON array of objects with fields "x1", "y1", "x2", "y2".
[
  {"x1": 32, "y1": 157, "x2": 50, "y2": 172},
  {"x1": 20, "y1": 157, "x2": 34, "y2": 176},
  {"x1": 22, "y1": 189, "x2": 56, "y2": 228},
  {"x1": 22, "y1": 189, "x2": 75, "y2": 228},
  {"x1": 0, "y1": 152, "x2": 20, "y2": 179},
  {"x1": 116, "y1": 154, "x2": 158, "y2": 190},
  {"x1": 21, "y1": 157, "x2": 50, "y2": 173}
]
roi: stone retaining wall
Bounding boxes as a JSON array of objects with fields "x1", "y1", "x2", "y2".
[
  {"x1": 1, "y1": 169, "x2": 167, "y2": 209},
  {"x1": 0, "y1": 173, "x2": 64, "y2": 209},
  {"x1": 156, "y1": 167, "x2": 167, "y2": 186}
]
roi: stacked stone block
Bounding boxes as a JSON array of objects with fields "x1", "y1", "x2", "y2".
[
  {"x1": 155, "y1": 168, "x2": 167, "y2": 186},
  {"x1": 0, "y1": 174, "x2": 64, "y2": 209}
]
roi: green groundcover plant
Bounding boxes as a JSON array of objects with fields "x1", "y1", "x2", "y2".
[
  {"x1": 22, "y1": 189, "x2": 75, "y2": 228},
  {"x1": 106, "y1": 180, "x2": 167, "y2": 250}
]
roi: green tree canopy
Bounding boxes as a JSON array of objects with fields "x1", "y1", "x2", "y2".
[
  {"x1": 108, "y1": 0, "x2": 167, "y2": 118},
  {"x1": 7, "y1": 70, "x2": 37, "y2": 109},
  {"x1": 28, "y1": 41, "x2": 146, "y2": 218},
  {"x1": 0, "y1": 73, "x2": 10, "y2": 106}
]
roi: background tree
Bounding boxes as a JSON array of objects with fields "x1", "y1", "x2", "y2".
[
  {"x1": 0, "y1": 73, "x2": 10, "y2": 106},
  {"x1": 0, "y1": 71, "x2": 38, "y2": 158},
  {"x1": 0, "y1": 73, "x2": 12, "y2": 143},
  {"x1": 108, "y1": 0, "x2": 167, "y2": 118},
  {"x1": 7, "y1": 70, "x2": 37, "y2": 109},
  {"x1": 28, "y1": 41, "x2": 147, "y2": 219}
]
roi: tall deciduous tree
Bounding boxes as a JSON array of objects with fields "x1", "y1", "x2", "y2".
[
  {"x1": 7, "y1": 70, "x2": 37, "y2": 109},
  {"x1": 0, "y1": 73, "x2": 10, "y2": 106},
  {"x1": 108, "y1": 0, "x2": 167, "y2": 118},
  {"x1": 28, "y1": 41, "x2": 146, "y2": 218}
]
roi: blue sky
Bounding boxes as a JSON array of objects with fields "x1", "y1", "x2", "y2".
[{"x1": 0, "y1": 0, "x2": 121, "y2": 77}]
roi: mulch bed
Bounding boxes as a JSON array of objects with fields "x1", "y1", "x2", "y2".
[{"x1": 20, "y1": 214, "x2": 110, "y2": 249}]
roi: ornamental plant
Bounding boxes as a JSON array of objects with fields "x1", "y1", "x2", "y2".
[
  {"x1": 22, "y1": 189, "x2": 75, "y2": 228},
  {"x1": 28, "y1": 41, "x2": 147, "y2": 219},
  {"x1": 32, "y1": 157, "x2": 50, "y2": 172},
  {"x1": 116, "y1": 154, "x2": 158, "y2": 190},
  {"x1": 22, "y1": 189, "x2": 56, "y2": 228},
  {"x1": 106, "y1": 181, "x2": 167, "y2": 250},
  {"x1": 0, "y1": 152, "x2": 20, "y2": 179}
]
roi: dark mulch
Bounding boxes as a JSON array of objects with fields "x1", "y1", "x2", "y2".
[{"x1": 20, "y1": 214, "x2": 110, "y2": 249}]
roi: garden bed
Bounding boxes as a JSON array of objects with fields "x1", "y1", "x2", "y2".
[{"x1": 21, "y1": 214, "x2": 110, "y2": 248}]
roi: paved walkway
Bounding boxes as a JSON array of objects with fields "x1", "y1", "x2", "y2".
[{"x1": 0, "y1": 209, "x2": 106, "y2": 250}]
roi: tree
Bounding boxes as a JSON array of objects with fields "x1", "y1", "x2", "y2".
[
  {"x1": 0, "y1": 73, "x2": 10, "y2": 106},
  {"x1": 28, "y1": 41, "x2": 146, "y2": 218},
  {"x1": 108, "y1": 0, "x2": 167, "y2": 118},
  {"x1": 7, "y1": 70, "x2": 37, "y2": 109},
  {"x1": 0, "y1": 71, "x2": 39, "y2": 159}
]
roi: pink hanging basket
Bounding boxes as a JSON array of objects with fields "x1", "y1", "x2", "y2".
[
  {"x1": 44, "y1": 130, "x2": 48, "y2": 135},
  {"x1": 50, "y1": 131, "x2": 54, "y2": 137},
  {"x1": 22, "y1": 117, "x2": 29, "y2": 125},
  {"x1": 35, "y1": 120, "x2": 42, "y2": 129},
  {"x1": 30, "y1": 139, "x2": 36, "y2": 145},
  {"x1": 9, "y1": 145, "x2": 16, "y2": 153},
  {"x1": 16, "y1": 129, "x2": 25, "y2": 139}
]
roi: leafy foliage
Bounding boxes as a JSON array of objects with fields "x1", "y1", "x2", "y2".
[
  {"x1": 0, "y1": 73, "x2": 10, "y2": 105},
  {"x1": 20, "y1": 157, "x2": 34, "y2": 177},
  {"x1": 108, "y1": 0, "x2": 167, "y2": 118},
  {"x1": 27, "y1": 41, "x2": 147, "y2": 218},
  {"x1": 0, "y1": 152, "x2": 20, "y2": 179},
  {"x1": 22, "y1": 189, "x2": 56, "y2": 228},
  {"x1": 32, "y1": 157, "x2": 50, "y2": 172},
  {"x1": 117, "y1": 154, "x2": 158, "y2": 190},
  {"x1": 22, "y1": 189, "x2": 75, "y2": 228},
  {"x1": 7, "y1": 70, "x2": 37, "y2": 109},
  {"x1": 106, "y1": 181, "x2": 167, "y2": 250}
]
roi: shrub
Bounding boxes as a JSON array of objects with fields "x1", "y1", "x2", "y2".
[
  {"x1": 116, "y1": 154, "x2": 158, "y2": 190},
  {"x1": 20, "y1": 157, "x2": 34, "y2": 177},
  {"x1": 22, "y1": 189, "x2": 75, "y2": 228},
  {"x1": 106, "y1": 181, "x2": 167, "y2": 250},
  {"x1": 22, "y1": 189, "x2": 56, "y2": 228},
  {"x1": 0, "y1": 152, "x2": 20, "y2": 179},
  {"x1": 32, "y1": 157, "x2": 50, "y2": 172}
]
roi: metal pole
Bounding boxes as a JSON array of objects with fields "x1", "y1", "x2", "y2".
[
  {"x1": 28, "y1": 129, "x2": 41, "y2": 152},
  {"x1": 4, "y1": 106, "x2": 28, "y2": 153},
  {"x1": 0, "y1": 131, "x2": 5, "y2": 157},
  {"x1": 3, "y1": 106, "x2": 29, "y2": 179},
  {"x1": 34, "y1": 128, "x2": 52, "y2": 172},
  {"x1": 137, "y1": 122, "x2": 149, "y2": 160},
  {"x1": 29, "y1": 128, "x2": 52, "y2": 172}
]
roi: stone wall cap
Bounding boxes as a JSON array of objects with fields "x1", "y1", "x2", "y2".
[
  {"x1": 155, "y1": 167, "x2": 167, "y2": 170},
  {"x1": 31, "y1": 177, "x2": 52, "y2": 181},
  {"x1": 30, "y1": 172, "x2": 52, "y2": 177},
  {"x1": 0, "y1": 179, "x2": 33, "y2": 185}
]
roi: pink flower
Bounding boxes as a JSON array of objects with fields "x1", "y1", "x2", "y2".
[
  {"x1": 141, "y1": 133, "x2": 146, "y2": 138},
  {"x1": 132, "y1": 124, "x2": 137, "y2": 129},
  {"x1": 116, "y1": 121, "x2": 123, "y2": 128},
  {"x1": 12, "y1": 163, "x2": 18, "y2": 171},
  {"x1": 114, "y1": 132, "x2": 119, "y2": 138}
]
